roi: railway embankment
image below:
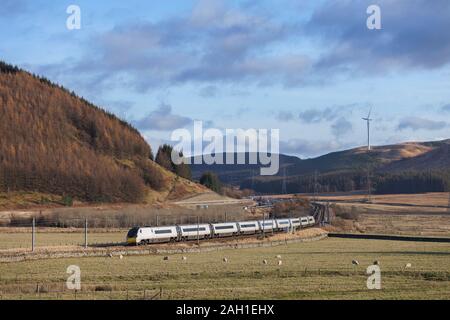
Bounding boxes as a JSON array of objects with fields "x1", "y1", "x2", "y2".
[{"x1": 0, "y1": 228, "x2": 328, "y2": 263}]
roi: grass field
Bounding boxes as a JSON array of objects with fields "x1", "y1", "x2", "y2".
[
  {"x1": 315, "y1": 192, "x2": 450, "y2": 207},
  {"x1": 0, "y1": 230, "x2": 126, "y2": 250},
  {"x1": 0, "y1": 238, "x2": 449, "y2": 300}
]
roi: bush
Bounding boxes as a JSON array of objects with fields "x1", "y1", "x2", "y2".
[
  {"x1": 200, "y1": 172, "x2": 222, "y2": 193},
  {"x1": 95, "y1": 285, "x2": 113, "y2": 292},
  {"x1": 140, "y1": 162, "x2": 165, "y2": 191},
  {"x1": 62, "y1": 195, "x2": 73, "y2": 207},
  {"x1": 335, "y1": 206, "x2": 360, "y2": 220}
]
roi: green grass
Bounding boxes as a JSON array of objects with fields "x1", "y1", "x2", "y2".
[{"x1": 0, "y1": 238, "x2": 449, "y2": 300}]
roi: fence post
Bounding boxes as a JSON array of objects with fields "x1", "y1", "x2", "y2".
[
  {"x1": 262, "y1": 212, "x2": 265, "y2": 239},
  {"x1": 84, "y1": 218, "x2": 88, "y2": 249},
  {"x1": 197, "y1": 216, "x2": 200, "y2": 246},
  {"x1": 32, "y1": 217, "x2": 36, "y2": 252}
]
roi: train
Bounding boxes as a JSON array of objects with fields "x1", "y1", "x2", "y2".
[{"x1": 126, "y1": 216, "x2": 316, "y2": 245}]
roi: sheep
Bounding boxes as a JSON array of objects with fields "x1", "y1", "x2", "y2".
[
  {"x1": 278, "y1": 260, "x2": 283, "y2": 266},
  {"x1": 404, "y1": 263, "x2": 412, "y2": 269},
  {"x1": 163, "y1": 256, "x2": 170, "y2": 261},
  {"x1": 223, "y1": 258, "x2": 228, "y2": 263},
  {"x1": 119, "y1": 255, "x2": 124, "y2": 260},
  {"x1": 108, "y1": 253, "x2": 113, "y2": 258},
  {"x1": 352, "y1": 260, "x2": 359, "y2": 266},
  {"x1": 373, "y1": 260, "x2": 379, "y2": 265},
  {"x1": 182, "y1": 256, "x2": 187, "y2": 261},
  {"x1": 262, "y1": 259, "x2": 268, "y2": 265},
  {"x1": 276, "y1": 255, "x2": 282, "y2": 259}
]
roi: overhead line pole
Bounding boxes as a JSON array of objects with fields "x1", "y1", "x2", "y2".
[
  {"x1": 32, "y1": 217, "x2": 35, "y2": 252},
  {"x1": 84, "y1": 218, "x2": 88, "y2": 249},
  {"x1": 197, "y1": 216, "x2": 200, "y2": 246}
]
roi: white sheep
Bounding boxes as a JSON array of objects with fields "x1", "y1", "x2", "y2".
[
  {"x1": 262, "y1": 259, "x2": 268, "y2": 265},
  {"x1": 352, "y1": 260, "x2": 359, "y2": 266},
  {"x1": 223, "y1": 258, "x2": 228, "y2": 263},
  {"x1": 404, "y1": 263, "x2": 412, "y2": 269},
  {"x1": 278, "y1": 260, "x2": 283, "y2": 266},
  {"x1": 119, "y1": 254, "x2": 124, "y2": 260},
  {"x1": 276, "y1": 255, "x2": 282, "y2": 259},
  {"x1": 182, "y1": 256, "x2": 187, "y2": 261}
]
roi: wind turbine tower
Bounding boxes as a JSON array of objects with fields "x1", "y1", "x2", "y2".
[
  {"x1": 362, "y1": 107, "x2": 373, "y2": 151},
  {"x1": 363, "y1": 107, "x2": 374, "y2": 202}
]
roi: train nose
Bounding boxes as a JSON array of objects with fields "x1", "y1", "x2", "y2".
[{"x1": 127, "y1": 237, "x2": 137, "y2": 245}]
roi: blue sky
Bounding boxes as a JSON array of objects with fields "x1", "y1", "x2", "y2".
[{"x1": 1, "y1": 0, "x2": 450, "y2": 158}]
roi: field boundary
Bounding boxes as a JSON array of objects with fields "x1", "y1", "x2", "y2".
[
  {"x1": 0, "y1": 232, "x2": 328, "y2": 263},
  {"x1": 328, "y1": 233, "x2": 450, "y2": 243}
]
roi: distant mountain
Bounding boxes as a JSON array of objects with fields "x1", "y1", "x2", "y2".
[
  {"x1": 190, "y1": 153, "x2": 301, "y2": 184},
  {"x1": 381, "y1": 140, "x2": 450, "y2": 172},
  {"x1": 190, "y1": 139, "x2": 450, "y2": 194},
  {"x1": 0, "y1": 61, "x2": 205, "y2": 207}
]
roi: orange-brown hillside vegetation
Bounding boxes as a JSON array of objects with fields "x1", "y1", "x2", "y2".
[{"x1": 0, "y1": 61, "x2": 201, "y2": 205}]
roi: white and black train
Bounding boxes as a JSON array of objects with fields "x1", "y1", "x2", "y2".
[{"x1": 126, "y1": 216, "x2": 316, "y2": 245}]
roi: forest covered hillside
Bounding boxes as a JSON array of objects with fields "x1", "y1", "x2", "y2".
[{"x1": 0, "y1": 61, "x2": 204, "y2": 206}]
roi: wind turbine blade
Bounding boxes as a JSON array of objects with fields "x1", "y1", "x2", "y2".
[{"x1": 367, "y1": 106, "x2": 372, "y2": 119}]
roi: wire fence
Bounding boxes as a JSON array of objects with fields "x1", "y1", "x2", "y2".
[
  {"x1": 0, "y1": 285, "x2": 165, "y2": 300},
  {"x1": 0, "y1": 211, "x2": 266, "y2": 251}
]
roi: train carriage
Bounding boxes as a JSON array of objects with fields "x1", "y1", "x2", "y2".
[
  {"x1": 237, "y1": 221, "x2": 260, "y2": 235},
  {"x1": 211, "y1": 222, "x2": 239, "y2": 238},
  {"x1": 300, "y1": 217, "x2": 309, "y2": 227},
  {"x1": 307, "y1": 216, "x2": 316, "y2": 226},
  {"x1": 289, "y1": 218, "x2": 301, "y2": 230},
  {"x1": 127, "y1": 226, "x2": 178, "y2": 245},
  {"x1": 178, "y1": 224, "x2": 212, "y2": 241},
  {"x1": 258, "y1": 219, "x2": 277, "y2": 232},
  {"x1": 275, "y1": 219, "x2": 291, "y2": 231}
]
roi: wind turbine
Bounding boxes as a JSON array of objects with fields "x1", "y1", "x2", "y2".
[
  {"x1": 362, "y1": 107, "x2": 374, "y2": 203},
  {"x1": 362, "y1": 107, "x2": 373, "y2": 151}
]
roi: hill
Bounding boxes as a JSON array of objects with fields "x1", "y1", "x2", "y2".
[
  {"x1": 381, "y1": 140, "x2": 450, "y2": 172},
  {"x1": 0, "y1": 61, "x2": 205, "y2": 208},
  {"x1": 190, "y1": 153, "x2": 302, "y2": 184},
  {"x1": 190, "y1": 140, "x2": 450, "y2": 194}
]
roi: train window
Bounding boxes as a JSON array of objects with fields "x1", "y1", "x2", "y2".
[
  {"x1": 240, "y1": 224, "x2": 256, "y2": 228},
  {"x1": 127, "y1": 228, "x2": 139, "y2": 237},
  {"x1": 183, "y1": 227, "x2": 206, "y2": 232},
  {"x1": 214, "y1": 225, "x2": 234, "y2": 230},
  {"x1": 154, "y1": 229, "x2": 173, "y2": 234}
]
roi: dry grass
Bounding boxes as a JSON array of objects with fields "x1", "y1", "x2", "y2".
[
  {"x1": 316, "y1": 192, "x2": 450, "y2": 207},
  {"x1": 0, "y1": 231, "x2": 126, "y2": 250},
  {"x1": 0, "y1": 237, "x2": 448, "y2": 300}
]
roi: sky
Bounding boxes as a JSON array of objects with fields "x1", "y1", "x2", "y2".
[{"x1": 1, "y1": 0, "x2": 450, "y2": 158}]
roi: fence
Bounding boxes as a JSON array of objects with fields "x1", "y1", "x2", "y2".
[
  {"x1": 0, "y1": 284, "x2": 164, "y2": 301},
  {"x1": 0, "y1": 211, "x2": 262, "y2": 252}
]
